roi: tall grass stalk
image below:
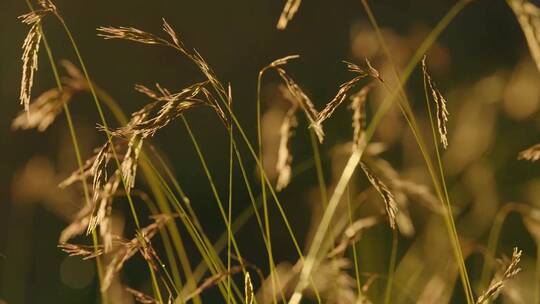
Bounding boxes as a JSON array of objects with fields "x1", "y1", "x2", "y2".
[{"x1": 256, "y1": 70, "x2": 278, "y2": 304}]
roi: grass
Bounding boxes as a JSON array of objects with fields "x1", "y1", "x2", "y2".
[{"x1": 8, "y1": 0, "x2": 540, "y2": 303}]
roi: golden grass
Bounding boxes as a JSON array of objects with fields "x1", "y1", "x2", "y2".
[{"x1": 12, "y1": 0, "x2": 537, "y2": 303}]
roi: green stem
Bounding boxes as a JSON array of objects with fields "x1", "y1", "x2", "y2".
[{"x1": 384, "y1": 229, "x2": 398, "y2": 304}]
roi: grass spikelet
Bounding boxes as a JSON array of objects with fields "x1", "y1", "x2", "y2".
[
  {"x1": 422, "y1": 55, "x2": 449, "y2": 149},
  {"x1": 245, "y1": 271, "x2": 254, "y2": 304},
  {"x1": 99, "y1": 214, "x2": 171, "y2": 291},
  {"x1": 161, "y1": 18, "x2": 186, "y2": 51},
  {"x1": 350, "y1": 83, "x2": 375, "y2": 151},
  {"x1": 107, "y1": 82, "x2": 209, "y2": 195},
  {"x1": 88, "y1": 142, "x2": 119, "y2": 233},
  {"x1": 317, "y1": 60, "x2": 381, "y2": 126},
  {"x1": 359, "y1": 162, "x2": 398, "y2": 229},
  {"x1": 12, "y1": 88, "x2": 73, "y2": 131},
  {"x1": 275, "y1": 67, "x2": 324, "y2": 142},
  {"x1": 276, "y1": 101, "x2": 298, "y2": 191},
  {"x1": 12, "y1": 60, "x2": 90, "y2": 131},
  {"x1": 125, "y1": 287, "x2": 159, "y2": 304},
  {"x1": 129, "y1": 83, "x2": 207, "y2": 138},
  {"x1": 276, "y1": 0, "x2": 302, "y2": 30},
  {"x1": 59, "y1": 204, "x2": 92, "y2": 243},
  {"x1": 476, "y1": 247, "x2": 522, "y2": 304},
  {"x1": 59, "y1": 142, "x2": 122, "y2": 240},
  {"x1": 261, "y1": 55, "x2": 325, "y2": 142},
  {"x1": 265, "y1": 55, "x2": 300, "y2": 69},
  {"x1": 328, "y1": 216, "x2": 379, "y2": 258},
  {"x1": 60, "y1": 81, "x2": 212, "y2": 238},
  {"x1": 507, "y1": 0, "x2": 540, "y2": 72},
  {"x1": 19, "y1": 20, "x2": 43, "y2": 114},
  {"x1": 518, "y1": 142, "x2": 540, "y2": 161},
  {"x1": 58, "y1": 243, "x2": 103, "y2": 260},
  {"x1": 97, "y1": 26, "x2": 164, "y2": 45},
  {"x1": 18, "y1": 1, "x2": 57, "y2": 114},
  {"x1": 120, "y1": 136, "x2": 143, "y2": 192}
]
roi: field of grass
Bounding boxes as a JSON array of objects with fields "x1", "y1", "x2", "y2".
[{"x1": 2, "y1": 0, "x2": 540, "y2": 303}]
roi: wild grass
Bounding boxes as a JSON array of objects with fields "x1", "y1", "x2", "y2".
[{"x1": 9, "y1": 0, "x2": 540, "y2": 303}]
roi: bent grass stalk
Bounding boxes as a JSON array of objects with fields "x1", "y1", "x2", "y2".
[{"x1": 256, "y1": 70, "x2": 279, "y2": 304}]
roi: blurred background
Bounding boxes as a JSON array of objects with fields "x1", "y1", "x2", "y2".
[{"x1": 1, "y1": 0, "x2": 539, "y2": 303}]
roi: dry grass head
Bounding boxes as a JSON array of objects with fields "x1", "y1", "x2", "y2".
[
  {"x1": 95, "y1": 214, "x2": 172, "y2": 291},
  {"x1": 359, "y1": 161, "x2": 398, "y2": 229},
  {"x1": 18, "y1": 1, "x2": 58, "y2": 113},
  {"x1": 317, "y1": 59, "x2": 382, "y2": 127},
  {"x1": 275, "y1": 105, "x2": 298, "y2": 191},
  {"x1": 422, "y1": 55, "x2": 450, "y2": 149},
  {"x1": 19, "y1": 19, "x2": 43, "y2": 114},
  {"x1": 58, "y1": 243, "x2": 103, "y2": 260},
  {"x1": 261, "y1": 55, "x2": 325, "y2": 143},
  {"x1": 274, "y1": 86, "x2": 300, "y2": 191},
  {"x1": 350, "y1": 82, "x2": 375, "y2": 151},
  {"x1": 97, "y1": 18, "x2": 188, "y2": 56},
  {"x1": 477, "y1": 247, "x2": 522, "y2": 303},
  {"x1": 129, "y1": 82, "x2": 224, "y2": 138},
  {"x1": 12, "y1": 60, "x2": 86, "y2": 132},
  {"x1": 12, "y1": 88, "x2": 73, "y2": 131}
]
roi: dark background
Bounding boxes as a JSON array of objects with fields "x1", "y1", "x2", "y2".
[{"x1": 0, "y1": 0, "x2": 537, "y2": 303}]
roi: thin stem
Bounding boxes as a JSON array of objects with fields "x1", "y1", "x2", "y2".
[
  {"x1": 227, "y1": 105, "x2": 234, "y2": 302},
  {"x1": 181, "y1": 116, "x2": 245, "y2": 273},
  {"x1": 347, "y1": 186, "x2": 364, "y2": 300},
  {"x1": 384, "y1": 229, "x2": 398, "y2": 304},
  {"x1": 256, "y1": 70, "x2": 279, "y2": 304}
]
